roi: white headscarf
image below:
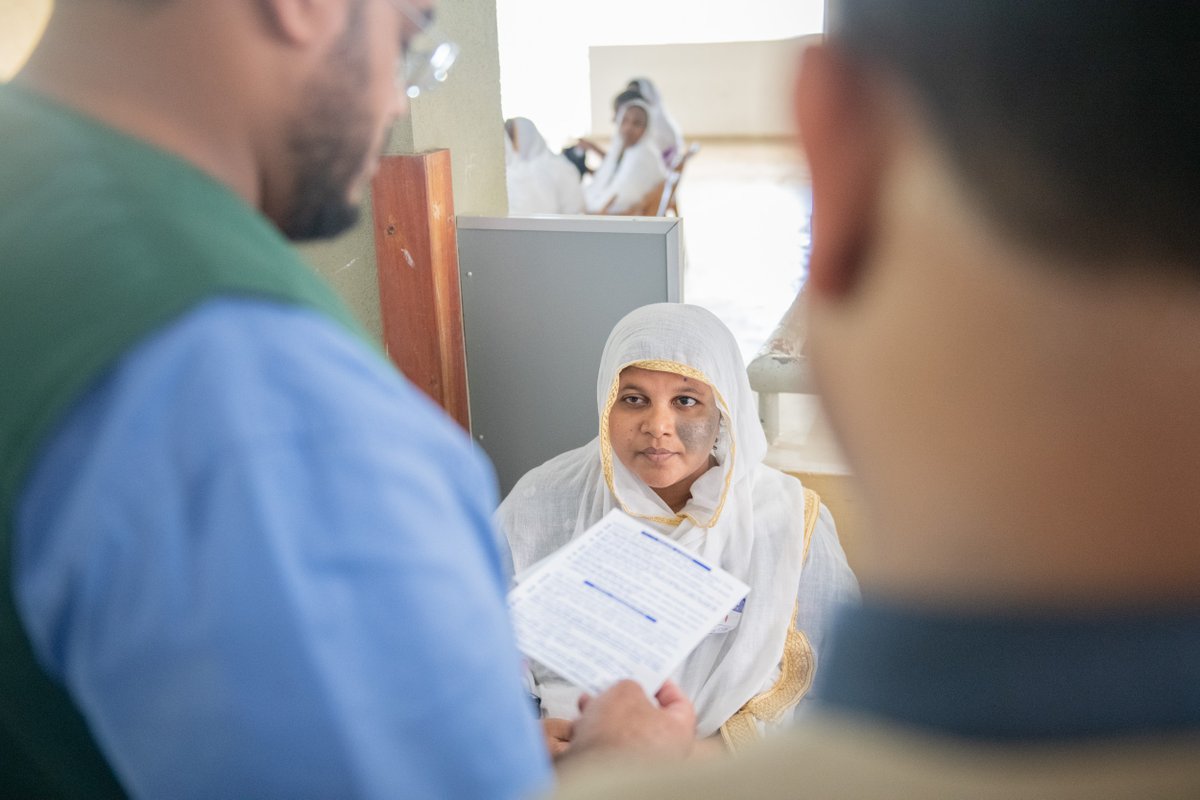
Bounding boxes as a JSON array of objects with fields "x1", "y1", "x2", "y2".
[
  {"x1": 584, "y1": 100, "x2": 667, "y2": 214},
  {"x1": 505, "y1": 117, "x2": 585, "y2": 215},
  {"x1": 628, "y1": 77, "x2": 685, "y2": 165},
  {"x1": 499, "y1": 303, "x2": 822, "y2": 736},
  {"x1": 509, "y1": 116, "x2": 551, "y2": 161}
]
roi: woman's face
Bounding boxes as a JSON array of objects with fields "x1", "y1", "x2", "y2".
[
  {"x1": 608, "y1": 366, "x2": 721, "y2": 507},
  {"x1": 618, "y1": 105, "x2": 649, "y2": 148}
]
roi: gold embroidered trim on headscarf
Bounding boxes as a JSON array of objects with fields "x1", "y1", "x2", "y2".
[
  {"x1": 718, "y1": 490, "x2": 824, "y2": 752},
  {"x1": 599, "y1": 360, "x2": 736, "y2": 529}
]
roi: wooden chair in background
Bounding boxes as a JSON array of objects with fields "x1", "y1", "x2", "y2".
[
  {"x1": 625, "y1": 142, "x2": 703, "y2": 217},
  {"x1": 633, "y1": 181, "x2": 667, "y2": 217},
  {"x1": 656, "y1": 142, "x2": 700, "y2": 217}
]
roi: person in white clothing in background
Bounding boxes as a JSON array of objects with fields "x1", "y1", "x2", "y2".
[{"x1": 505, "y1": 117, "x2": 585, "y2": 215}]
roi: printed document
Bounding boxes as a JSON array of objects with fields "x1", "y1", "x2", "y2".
[{"x1": 508, "y1": 509, "x2": 750, "y2": 696}]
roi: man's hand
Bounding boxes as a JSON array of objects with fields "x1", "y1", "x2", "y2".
[
  {"x1": 543, "y1": 717, "x2": 574, "y2": 760},
  {"x1": 566, "y1": 680, "x2": 696, "y2": 763}
]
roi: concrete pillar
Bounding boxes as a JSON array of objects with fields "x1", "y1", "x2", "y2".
[{"x1": 303, "y1": 0, "x2": 507, "y2": 341}]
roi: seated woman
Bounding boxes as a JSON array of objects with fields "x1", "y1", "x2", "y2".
[
  {"x1": 577, "y1": 81, "x2": 683, "y2": 168},
  {"x1": 582, "y1": 99, "x2": 667, "y2": 215},
  {"x1": 504, "y1": 117, "x2": 585, "y2": 215},
  {"x1": 498, "y1": 303, "x2": 859, "y2": 753},
  {"x1": 565, "y1": 87, "x2": 645, "y2": 178}
]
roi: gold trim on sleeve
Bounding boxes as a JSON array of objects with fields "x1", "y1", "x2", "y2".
[
  {"x1": 720, "y1": 624, "x2": 814, "y2": 752},
  {"x1": 718, "y1": 489, "x2": 823, "y2": 752}
]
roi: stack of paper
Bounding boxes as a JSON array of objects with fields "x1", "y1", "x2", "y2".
[{"x1": 508, "y1": 509, "x2": 749, "y2": 696}]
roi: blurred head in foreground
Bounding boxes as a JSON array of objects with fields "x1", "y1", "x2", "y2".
[{"x1": 799, "y1": 1, "x2": 1200, "y2": 609}]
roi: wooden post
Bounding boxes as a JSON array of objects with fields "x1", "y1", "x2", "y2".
[{"x1": 370, "y1": 150, "x2": 470, "y2": 430}]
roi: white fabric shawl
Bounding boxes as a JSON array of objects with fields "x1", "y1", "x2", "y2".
[
  {"x1": 583, "y1": 100, "x2": 667, "y2": 214},
  {"x1": 498, "y1": 303, "x2": 857, "y2": 737},
  {"x1": 628, "y1": 77, "x2": 685, "y2": 164},
  {"x1": 505, "y1": 117, "x2": 585, "y2": 215}
]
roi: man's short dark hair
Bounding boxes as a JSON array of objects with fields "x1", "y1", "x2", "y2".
[{"x1": 829, "y1": 2, "x2": 1200, "y2": 273}]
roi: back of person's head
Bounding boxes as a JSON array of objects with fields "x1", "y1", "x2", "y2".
[
  {"x1": 828, "y1": 1, "x2": 1200, "y2": 275},
  {"x1": 799, "y1": 3, "x2": 1200, "y2": 610}
]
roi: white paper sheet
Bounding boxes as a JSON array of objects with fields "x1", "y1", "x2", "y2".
[{"x1": 508, "y1": 509, "x2": 750, "y2": 696}]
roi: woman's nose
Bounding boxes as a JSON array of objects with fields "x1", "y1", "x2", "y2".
[{"x1": 642, "y1": 406, "x2": 673, "y2": 438}]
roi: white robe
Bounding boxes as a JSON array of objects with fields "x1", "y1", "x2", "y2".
[
  {"x1": 505, "y1": 117, "x2": 585, "y2": 215},
  {"x1": 498, "y1": 303, "x2": 859, "y2": 737}
]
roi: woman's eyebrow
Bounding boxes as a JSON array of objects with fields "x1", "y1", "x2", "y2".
[{"x1": 618, "y1": 383, "x2": 704, "y2": 396}]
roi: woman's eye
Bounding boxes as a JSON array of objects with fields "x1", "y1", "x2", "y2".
[
  {"x1": 621, "y1": 395, "x2": 647, "y2": 406},
  {"x1": 675, "y1": 396, "x2": 698, "y2": 408}
]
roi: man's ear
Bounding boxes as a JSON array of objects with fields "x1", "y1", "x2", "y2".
[
  {"x1": 257, "y1": 0, "x2": 344, "y2": 46},
  {"x1": 795, "y1": 42, "x2": 884, "y2": 299}
]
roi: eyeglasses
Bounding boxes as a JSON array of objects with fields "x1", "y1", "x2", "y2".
[{"x1": 387, "y1": 0, "x2": 459, "y2": 99}]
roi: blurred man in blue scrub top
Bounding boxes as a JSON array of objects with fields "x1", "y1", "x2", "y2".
[{"x1": 0, "y1": 0, "x2": 691, "y2": 797}]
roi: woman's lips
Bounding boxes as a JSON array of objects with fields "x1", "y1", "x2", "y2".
[{"x1": 640, "y1": 448, "x2": 678, "y2": 463}]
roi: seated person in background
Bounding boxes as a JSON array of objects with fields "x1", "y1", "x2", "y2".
[
  {"x1": 505, "y1": 117, "x2": 585, "y2": 215},
  {"x1": 567, "y1": 87, "x2": 646, "y2": 177},
  {"x1": 498, "y1": 303, "x2": 859, "y2": 755},
  {"x1": 582, "y1": 99, "x2": 667, "y2": 214},
  {"x1": 626, "y1": 77, "x2": 685, "y2": 166}
]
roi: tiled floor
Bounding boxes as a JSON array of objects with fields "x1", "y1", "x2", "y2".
[{"x1": 672, "y1": 138, "x2": 813, "y2": 363}]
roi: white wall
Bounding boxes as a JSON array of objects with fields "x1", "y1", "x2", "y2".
[
  {"x1": 496, "y1": 0, "x2": 823, "y2": 149},
  {"x1": 589, "y1": 37, "x2": 818, "y2": 139}
]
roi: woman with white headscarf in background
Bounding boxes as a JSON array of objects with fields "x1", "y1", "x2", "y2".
[
  {"x1": 504, "y1": 117, "x2": 585, "y2": 215},
  {"x1": 582, "y1": 99, "x2": 667, "y2": 215},
  {"x1": 498, "y1": 303, "x2": 859, "y2": 755},
  {"x1": 627, "y1": 77, "x2": 685, "y2": 165}
]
